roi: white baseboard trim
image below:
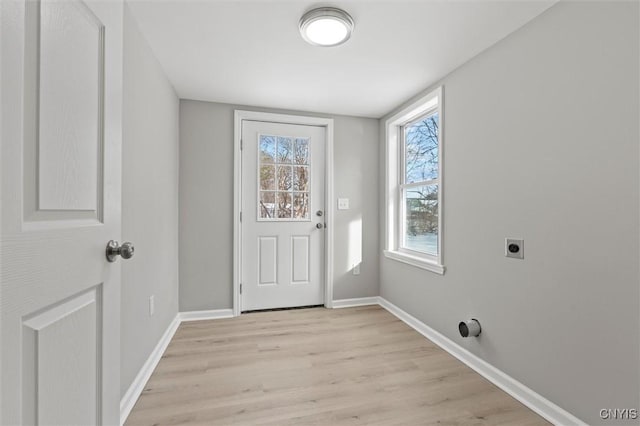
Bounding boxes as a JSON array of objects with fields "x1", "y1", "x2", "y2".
[
  {"x1": 377, "y1": 297, "x2": 585, "y2": 426},
  {"x1": 179, "y1": 308, "x2": 234, "y2": 322},
  {"x1": 331, "y1": 297, "x2": 380, "y2": 308},
  {"x1": 119, "y1": 313, "x2": 181, "y2": 426}
]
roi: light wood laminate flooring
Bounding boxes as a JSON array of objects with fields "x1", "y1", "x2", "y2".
[{"x1": 126, "y1": 306, "x2": 548, "y2": 425}]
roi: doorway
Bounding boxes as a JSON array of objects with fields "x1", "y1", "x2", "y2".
[{"x1": 234, "y1": 111, "x2": 334, "y2": 314}]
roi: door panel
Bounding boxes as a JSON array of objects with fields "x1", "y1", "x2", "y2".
[
  {"x1": 22, "y1": 0, "x2": 109, "y2": 226},
  {"x1": 37, "y1": 0, "x2": 103, "y2": 211},
  {"x1": 1, "y1": 0, "x2": 123, "y2": 424},
  {"x1": 291, "y1": 236, "x2": 310, "y2": 283},
  {"x1": 259, "y1": 236, "x2": 278, "y2": 284},
  {"x1": 23, "y1": 288, "x2": 101, "y2": 426},
  {"x1": 242, "y1": 121, "x2": 325, "y2": 311}
]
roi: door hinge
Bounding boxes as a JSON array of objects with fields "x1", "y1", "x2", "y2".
[
  {"x1": 240, "y1": 283, "x2": 243, "y2": 294},
  {"x1": 240, "y1": 139, "x2": 243, "y2": 150},
  {"x1": 240, "y1": 211, "x2": 242, "y2": 222}
]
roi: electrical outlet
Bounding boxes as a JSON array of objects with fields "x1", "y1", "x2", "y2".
[
  {"x1": 353, "y1": 264, "x2": 361, "y2": 275},
  {"x1": 505, "y1": 238, "x2": 524, "y2": 259},
  {"x1": 149, "y1": 295, "x2": 155, "y2": 316}
]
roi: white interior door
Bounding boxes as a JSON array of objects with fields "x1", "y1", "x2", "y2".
[
  {"x1": 241, "y1": 120, "x2": 326, "y2": 311},
  {"x1": 1, "y1": 0, "x2": 123, "y2": 424}
]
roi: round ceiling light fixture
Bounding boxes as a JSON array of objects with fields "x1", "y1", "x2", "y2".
[{"x1": 299, "y1": 7, "x2": 354, "y2": 47}]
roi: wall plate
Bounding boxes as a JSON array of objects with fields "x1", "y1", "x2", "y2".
[
  {"x1": 505, "y1": 238, "x2": 524, "y2": 259},
  {"x1": 337, "y1": 198, "x2": 349, "y2": 210}
]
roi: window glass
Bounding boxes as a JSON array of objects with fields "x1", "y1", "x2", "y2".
[
  {"x1": 403, "y1": 184, "x2": 438, "y2": 255},
  {"x1": 277, "y1": 137, "x2": 293, "y2": 163},
  {"x1": 293, "y1": 192, "x2": 309, "y2": 219},
  {"x1": 294, "y1": 138, "x2": 309, "y2": 165},
  {"x1": 260, "y1": 135, "x2": 276, "y2": 163},
  {"x1": 259, "y1": 191, "x2": 276, "y2": 219},
  {"x1": 259, "y1": 135, "x2": 310, "y2": 220},
  {"x1": 401, "y1": 110, "x2": 440, "y2": 256},
  {"x1": 405, "y1": 113, "x2": 438, "y2": 183}
]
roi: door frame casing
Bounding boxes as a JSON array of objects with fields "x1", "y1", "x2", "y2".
[{"x1": 233, "y1": 110, "x2": 334, "y2": 315}]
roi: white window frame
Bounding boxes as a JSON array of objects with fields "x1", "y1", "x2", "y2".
[{"x1": 384, "y1": 86, "x2": 445, "y2": 275}]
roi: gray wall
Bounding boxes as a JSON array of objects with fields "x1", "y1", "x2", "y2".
[
  {"x1": 179, "y1": 101, "x2": 379, "y2": 311},
  {"x1": 121, "y1": 5, "x2": 179, "y2": 397},
  {"x1": 379, "y1": 2, "x2": 639, "y2": 424}
]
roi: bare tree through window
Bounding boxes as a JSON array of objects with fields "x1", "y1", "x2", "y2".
[
  {"x1": 403, "y1": 113, "x2": 439, "y2": 254},
  {"x1": 259, "y1": 135, "x2": 310, "y2": 220}
]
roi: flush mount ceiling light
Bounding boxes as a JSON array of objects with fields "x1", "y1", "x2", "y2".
[{"x1": 299, "y1": 7, "x2": 354, "y2": 47}]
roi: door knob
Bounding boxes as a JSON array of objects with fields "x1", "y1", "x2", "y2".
[
  {"x1": 316, "y1": 223, "x2": 323, "y2": 229},
  {"x1": 106, "y1": 240, "x2": 135, "y2": 262}
]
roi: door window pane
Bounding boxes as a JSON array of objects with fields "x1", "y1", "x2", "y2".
[
  {"x1": 293, "y1": 193, "x2": 309, "y2": 219},
  {"x1": 259, "y1": 191, "x2": 276, "y2": 219},
  {"x1": 277, "y1": 192, "x2": 292, "y2": 218},
  {"x1": 260, "y1": 135, "x2": 276, "y2": 163},
  {"x1": 294, "y1": 138, "x2": 309, "y2": 165},
  {"x1": 404, "y1": 185, "x2": 438, "y2": 255},
  {"x1": 260, "y1": 165, "x2": 275, "y2": 190},
  {"x1": 293, "y1": 166, "x2": 309, "y2": 191},
  {"x1": 277, "y1": 137, "x2": 293, "y2": 163},
  {"x1": 277, "y1": 165, "x2": 292, "y2": 192}
]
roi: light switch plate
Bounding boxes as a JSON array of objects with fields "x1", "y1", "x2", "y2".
[
  {"x1": 505, "y1": 238, "x2": 524, "y2": 259},
  {"x1": 337, "y1": 198, "x2": 349, "y2": 210}
]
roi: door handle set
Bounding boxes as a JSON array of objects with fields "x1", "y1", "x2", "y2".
[{"x1": 106, "y1": 240, "x2": 135, "y2": 262}]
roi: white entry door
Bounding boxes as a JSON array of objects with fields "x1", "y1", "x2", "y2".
[
  {"x1": 241, "y1": 120, "x2": 326, "y2": 311},
  {"x1": 1, "y1": 0, "x2": 123, "y2": 424}
]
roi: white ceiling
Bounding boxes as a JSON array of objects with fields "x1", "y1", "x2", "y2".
[{"x1": 126, "y1": 1, "x2": 556, "y2": 118}]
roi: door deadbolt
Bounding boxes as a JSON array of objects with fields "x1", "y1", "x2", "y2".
[
  {"x1": 316, "y1": 210, "x2": 323, "y2": 217},
  {"x1": 106, "y1": 240, "x2": 135, "y2": 262}
]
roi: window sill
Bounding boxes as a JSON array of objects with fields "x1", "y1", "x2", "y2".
[{"x1": 383, "y1": 250, "x2": 445, "y2": 275}]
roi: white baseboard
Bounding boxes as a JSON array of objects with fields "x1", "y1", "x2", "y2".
[
  {"x1": 331, "y1": 297, "x2": 380, "y2": 308},
  {"x1": 179, "y1": 308, "x2": 234, "y2": 322},
  {"x1": 119, "y1": 313, "x2": 181, "y2": 426},
  {"x1": 377, "y1": 297, "x2": 585, "y2": 426}
]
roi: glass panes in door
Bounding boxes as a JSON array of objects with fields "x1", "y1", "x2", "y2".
[{"x1": 259, "y1": 135, "x2": 310, "y2": 220}]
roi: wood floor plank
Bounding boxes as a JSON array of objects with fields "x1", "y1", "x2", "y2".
[{"x1": 126, "y1": 306, "x2": 549, "y2": 425}]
